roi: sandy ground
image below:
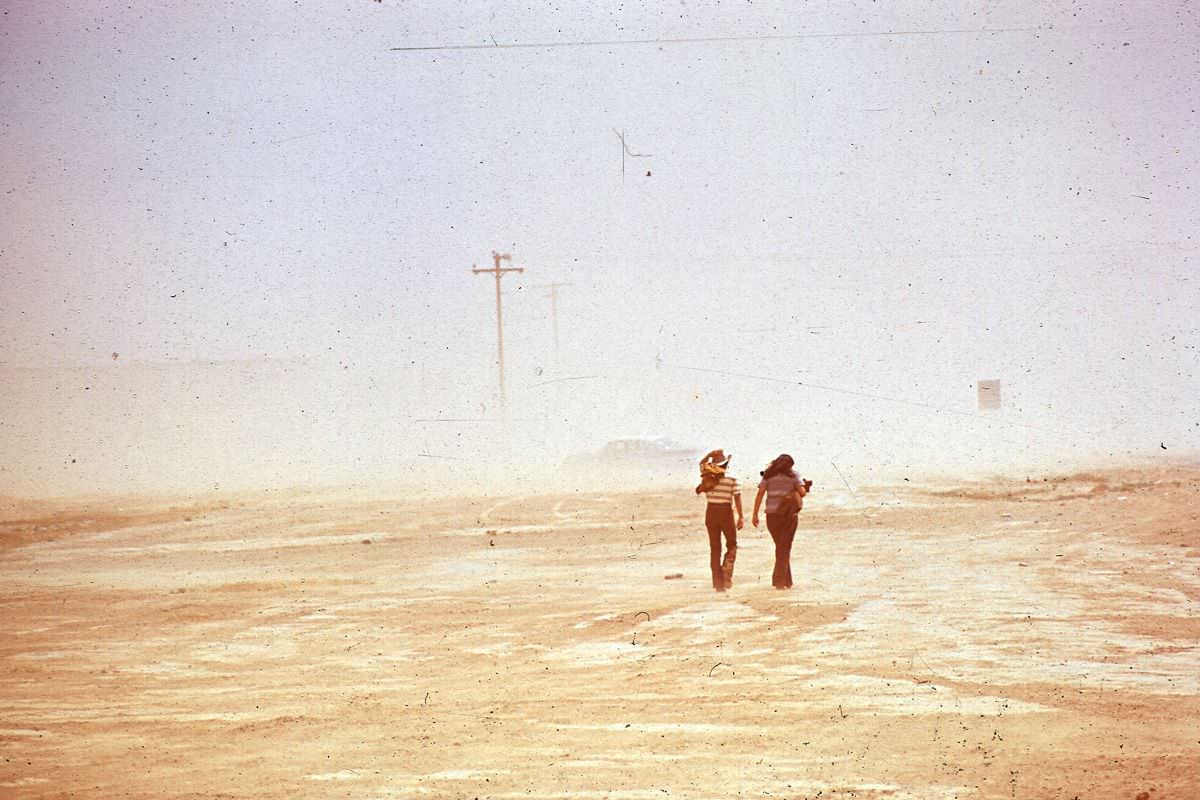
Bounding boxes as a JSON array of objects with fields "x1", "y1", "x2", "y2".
[{"x1": 1, "y1": 467, "x2": 1198, "y2": 800}]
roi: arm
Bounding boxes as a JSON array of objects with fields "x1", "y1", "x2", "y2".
[
  {"x1": 734, "y1": 491, "x2": 744, "y2": 529},
  {"x1": 752, "y1": 486, "x2": 765, "y2": 528}
]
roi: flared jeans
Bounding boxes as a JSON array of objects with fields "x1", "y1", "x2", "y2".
[
  {"x1": 705, "y1": 504, "x2": 737, "y2": 591},
  {"x1": 765, "y1": 511, "x2": 798, "y2": 588}
]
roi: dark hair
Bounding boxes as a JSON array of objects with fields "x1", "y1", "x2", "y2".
[{"x1": 760, "y1": 454, "x2": 795, "y2": 480}]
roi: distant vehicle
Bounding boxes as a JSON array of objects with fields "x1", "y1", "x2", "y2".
[{"x1": 564, "y1": 436, "x2": 700, "y2": 475}]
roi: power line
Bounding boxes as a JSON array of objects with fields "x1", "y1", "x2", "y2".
[
  {"x1": 613, "y1": 129, "x2": 651, "y2": 178},
  {"x1": 528, "y1": 374, "x2": 600, "y2": 389},
  {"x1": 390, "y1": 24, "x2": 1065, "y2": 53},
  {"x1": 414, "y1": 417, "x2": 550, "y2": 424}
]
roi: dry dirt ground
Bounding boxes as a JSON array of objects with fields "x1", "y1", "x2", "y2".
[{"x1": 1, "y1": 467, "x2": 1198, "y2": 800}]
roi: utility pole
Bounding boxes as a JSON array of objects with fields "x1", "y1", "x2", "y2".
[
  {"x1": 534, "y1": 282, "x2": 572, "y2": 371},
  {"x1": 472, "y1": 251, "x2": 525, "y2": 422}
]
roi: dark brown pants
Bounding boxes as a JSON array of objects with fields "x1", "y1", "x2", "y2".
[
  {"x1": 705, "y1": 504, "x2": 737, "y2": 591},
  {"x1": 765, "y1": 511, "x2": 798, "y2": 588}
]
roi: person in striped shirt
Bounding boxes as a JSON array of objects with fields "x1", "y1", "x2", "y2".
[{"x1": 698, "y1": 449, "x2": 744, "y2": 592}]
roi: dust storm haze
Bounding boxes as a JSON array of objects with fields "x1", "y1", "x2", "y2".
[
  {"x1": 6, "y1": 8, "x2": 1200, "y2": 800},
  {"x1": 2, "y1": 2, "x2": 1197, "y2": 498}
]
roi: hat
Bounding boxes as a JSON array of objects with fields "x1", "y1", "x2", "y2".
[{"x1": 705, "y1": 449, "x2": 732, "y2": 468}]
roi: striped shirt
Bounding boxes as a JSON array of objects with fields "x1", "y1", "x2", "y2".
[{"x1": 705, "y1": 475, "x2": 740, "y2": 506}]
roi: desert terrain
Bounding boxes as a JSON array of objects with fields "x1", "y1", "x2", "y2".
[{"x1": 1, "y1": 466, "x2": 1198, "y2": 799}]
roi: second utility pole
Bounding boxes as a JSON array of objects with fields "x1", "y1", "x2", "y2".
[
  {"x1": 472, "y1": 251, "x2": 525, "y2": 423},
  {"x1": 535, "y1": 282, "x2": 572, "y2": 372}
]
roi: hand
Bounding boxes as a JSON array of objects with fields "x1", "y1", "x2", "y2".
[
  {"x1": 751, "y1": 515, "x2": 759, "y2": 529},
  {"x1": 736, "y1": 516, "x2": 745, "y2": 530}
]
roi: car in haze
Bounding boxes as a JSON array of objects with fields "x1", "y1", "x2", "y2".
[
  {"x1": 597, "y1": 437, "x2": 698, "y2": 462},
  {"x1": 563, "y1": 436, "x2": 700, "y2": 482}
]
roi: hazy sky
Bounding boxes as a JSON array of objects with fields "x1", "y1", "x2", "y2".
[{"x1": 1, "y1": 2, "x2": 1197, "y2": 494}]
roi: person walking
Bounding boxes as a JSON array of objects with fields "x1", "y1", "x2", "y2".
[
  {"x1": 752, "y1": 454, "x2": 808, "y2": 589},
  {"x1": 698, "y1": 449, "x2": 744, "y2": 592}
]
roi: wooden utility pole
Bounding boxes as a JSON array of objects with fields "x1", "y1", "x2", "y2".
[
  {"x1": 472, "y1": 251, "x2": 525, "y2": 421},
  {"x1": 534, "y1": 282, "x2": 572, "y2": 371}
]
